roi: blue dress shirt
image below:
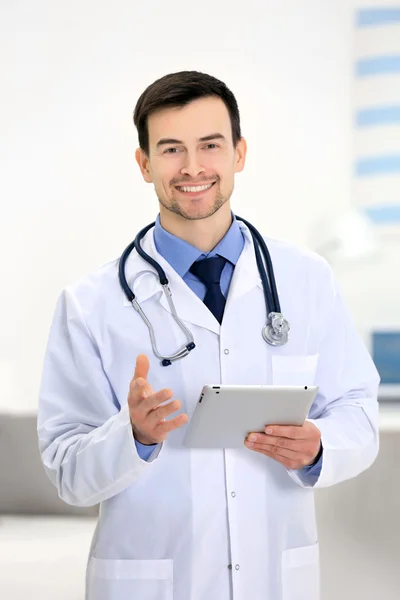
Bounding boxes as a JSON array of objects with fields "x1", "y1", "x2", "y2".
[{"x1": 134, "y1": 214, "x2": 323, "y2": 478}]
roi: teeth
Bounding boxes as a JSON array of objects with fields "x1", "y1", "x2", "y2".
[{"x1": 178, "y1": 183, "x2": 213, "y2": 193}]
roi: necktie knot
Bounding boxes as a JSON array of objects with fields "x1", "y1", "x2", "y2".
[{"x1": 189, "y1": 256, "x2": 227, "y2": 287}]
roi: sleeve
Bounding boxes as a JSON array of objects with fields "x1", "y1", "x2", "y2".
[
  {"x1": 287, "y1": 263, "x2": 380, "y2": 489},
  {"x1": 37, "y1": 288, "x2": 162, "y2": 507}
]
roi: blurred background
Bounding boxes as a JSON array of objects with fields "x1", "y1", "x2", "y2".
[{"x1": 1, "y1": 0, "x2": 399, "y2": 598}]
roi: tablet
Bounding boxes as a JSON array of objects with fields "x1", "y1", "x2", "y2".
[{"x1": 182, "y1": 384, "x2": 318, "y2": 448}]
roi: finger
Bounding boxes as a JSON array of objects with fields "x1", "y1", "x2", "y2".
[
  {"x1": 247, "y1": 446, "x2": 299, "y2": 469},
  {"x1": 128, "y1": 377, "x2": 154, "y2": 409},
  {"x1": 145, "y1": 388, "x2": 175, "y2": 412},
  {"x1": 131, "y1": 386, "x2": 174, "y2": 415},
  {"x1": 132, "y1": 354, "x2": 150, "y2": 384},
  {"x1": 156, "y1": 413, "x2": 189, "y2": 434},
  {"x1": 245, "y1": 441, "x2": 299, "y2": 460},
  {"x1": 149, "y1": 399, "x2": 182, "y2": 423},
  {"x1": 247, "y1": 433, "x2": 298, "y2": 451},
  {"x1": 264, "y1": 425, "x2": 304, "y2": 439}
]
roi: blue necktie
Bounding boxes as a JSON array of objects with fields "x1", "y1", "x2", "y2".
[{"x1": 190, "y1": 256, "x2": 227, "y2": 323}]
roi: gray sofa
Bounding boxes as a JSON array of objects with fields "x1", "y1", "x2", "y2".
[
  {"x1": 0, "y1": 412, "x2": 98, "y2": 516},
  {"x1": 0, "y1": 412, "x2": 98, "y2": 600}
]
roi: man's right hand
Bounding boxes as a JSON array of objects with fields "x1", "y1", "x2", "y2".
[{"x1": 128, "y1": 354, "x2": 189, "y2": 446}]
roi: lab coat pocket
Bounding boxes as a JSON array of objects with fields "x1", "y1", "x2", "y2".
[
  {"x1": 86, "y1": 557, "x2": 173, "y2": 600},
  {"x1": 272, "y1": 354, "x2": 319, "y2": 386},
  {"x1": 281, "y1": 542, "x2": 320, "y2": 600}
]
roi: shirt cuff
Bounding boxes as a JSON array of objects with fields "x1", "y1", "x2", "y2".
[
  {"x1": 301, "y1": 444, "x2": 323, "y2": 477},
  {"x1": 135, "y1": 439, "x2": 160, "y2": 462}
]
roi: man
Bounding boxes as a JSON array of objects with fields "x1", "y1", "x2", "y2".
[{"x1": 38, "y1": 71, "x2": 380, "y2": 600}]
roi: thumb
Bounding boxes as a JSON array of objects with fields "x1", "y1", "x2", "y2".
[{"x1": 133, "y1": 354, "x2": 150, "y2": 385}]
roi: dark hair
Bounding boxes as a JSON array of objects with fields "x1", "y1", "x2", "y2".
[{"x1": 133, "y1": 71, "x2": 242, "y2": 155}]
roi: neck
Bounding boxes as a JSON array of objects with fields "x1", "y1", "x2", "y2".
[{"x1": 159, "y1": 204, "x2": 233, "y2": 252}]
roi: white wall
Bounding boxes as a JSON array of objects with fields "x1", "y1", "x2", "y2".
[
  {"x1": 0, "y1": 0, "x2": 379, "y2": 411},
  {"x1": 346, "y1": 2, "x2": 400, "y2": 344}
]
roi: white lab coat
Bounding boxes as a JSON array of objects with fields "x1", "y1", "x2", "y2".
[{"x1": 38, "y1": 221, "x2": 379, "y2": 600}]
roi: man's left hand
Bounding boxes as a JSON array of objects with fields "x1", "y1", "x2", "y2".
[{"x1": 245, "y1": 421, "x2": 322, "y2": 470}]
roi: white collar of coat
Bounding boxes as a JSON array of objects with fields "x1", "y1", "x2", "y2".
[{"x1": 121, "y1": 220, "x2": 263, "y2": 334}]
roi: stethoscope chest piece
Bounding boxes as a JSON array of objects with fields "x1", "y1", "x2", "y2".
[{"x1": 262, "y1": 312, "x2": 290, "y2": 346}]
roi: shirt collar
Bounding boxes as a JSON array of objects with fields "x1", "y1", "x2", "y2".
[{"x1": 153, "y1": 212, "x2": 244, "y2": 277}]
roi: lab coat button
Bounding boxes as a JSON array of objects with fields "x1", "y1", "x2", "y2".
[
  {"x1": 227, "y1": 564, "x2": 232, "y2": 569},
  {"x1": 224, "y1": 349, "x2": 230, "y2": 355},
  {"x1": 231, "y1": 491, "x2": 236, "y2": 497},
  {"x1": 235, "y1": 564, "x2": 240, "y2": 570}
]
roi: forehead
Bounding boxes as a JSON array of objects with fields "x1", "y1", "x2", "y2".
[{"x1": 147, "y1": 96, "x2": 231, "y2": 145}]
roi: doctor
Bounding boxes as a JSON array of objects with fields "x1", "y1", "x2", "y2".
[{"x1": 38, "y1": 70, "x2": 380, "y2": 600}]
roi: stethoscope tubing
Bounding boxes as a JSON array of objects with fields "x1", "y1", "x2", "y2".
[{"x1": 119, "y1": 215, "x2": 281, "y2": 315}]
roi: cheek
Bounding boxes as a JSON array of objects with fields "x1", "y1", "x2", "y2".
[
  {"x1": 214, "y1": 157, "x2": 235, "y2": 178},
  {"x1": 150, "y1": 160, "x2": 174, "y2": 187},
  {"x1": 161, "y1": 180, "x2": 172, "y2": 197},
  {"x1": 153, "y1": 172, "x2": 173, "y2": 196}
]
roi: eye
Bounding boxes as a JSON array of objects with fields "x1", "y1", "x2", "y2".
[
  {"x1": 164, "y1": 148, "x2": 180, "y2": 154},
  {"x1": 205, "y1": 144, "x2": 218, "y2": 149}
]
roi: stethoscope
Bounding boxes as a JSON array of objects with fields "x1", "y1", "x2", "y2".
[{"x1": 118, "y1": 216, "x2": 290, "y2": 366}]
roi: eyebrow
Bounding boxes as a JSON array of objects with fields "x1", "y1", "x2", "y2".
[{"x1": 156, "y1": 133, "x2": 227, "y2": 149}]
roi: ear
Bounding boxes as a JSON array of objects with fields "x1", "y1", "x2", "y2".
[
  {"x1": 135, "y1": 148, "x2": 153, "y2": 183},
  {"x1": 234, "y1": 137, "x2": 247, "y2": 174}
]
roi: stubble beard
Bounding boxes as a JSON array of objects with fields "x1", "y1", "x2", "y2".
[{"x1": 157, "y1": 182, "x2": 233, "y2": 221}]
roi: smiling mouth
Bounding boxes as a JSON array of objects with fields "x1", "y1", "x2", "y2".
[{"x1": 175, "y1": 182, "x2": 216, "y2": 195}]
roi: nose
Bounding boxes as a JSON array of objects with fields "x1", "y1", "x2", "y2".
[{"x1": 180, "y1": 152, "x2": 206, "y2": 179}]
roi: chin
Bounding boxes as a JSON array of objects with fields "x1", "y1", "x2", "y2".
[{"x1": 172, "y1": 199, "x2": 227, "y2": 221}]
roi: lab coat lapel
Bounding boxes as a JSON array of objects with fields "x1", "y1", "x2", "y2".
[
  {"x1": 225, "y1": 222, "x2": 263, "y2": 306},
  {"x1": 121, "y1": 227, "x2": 220, "y2": 335}
]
